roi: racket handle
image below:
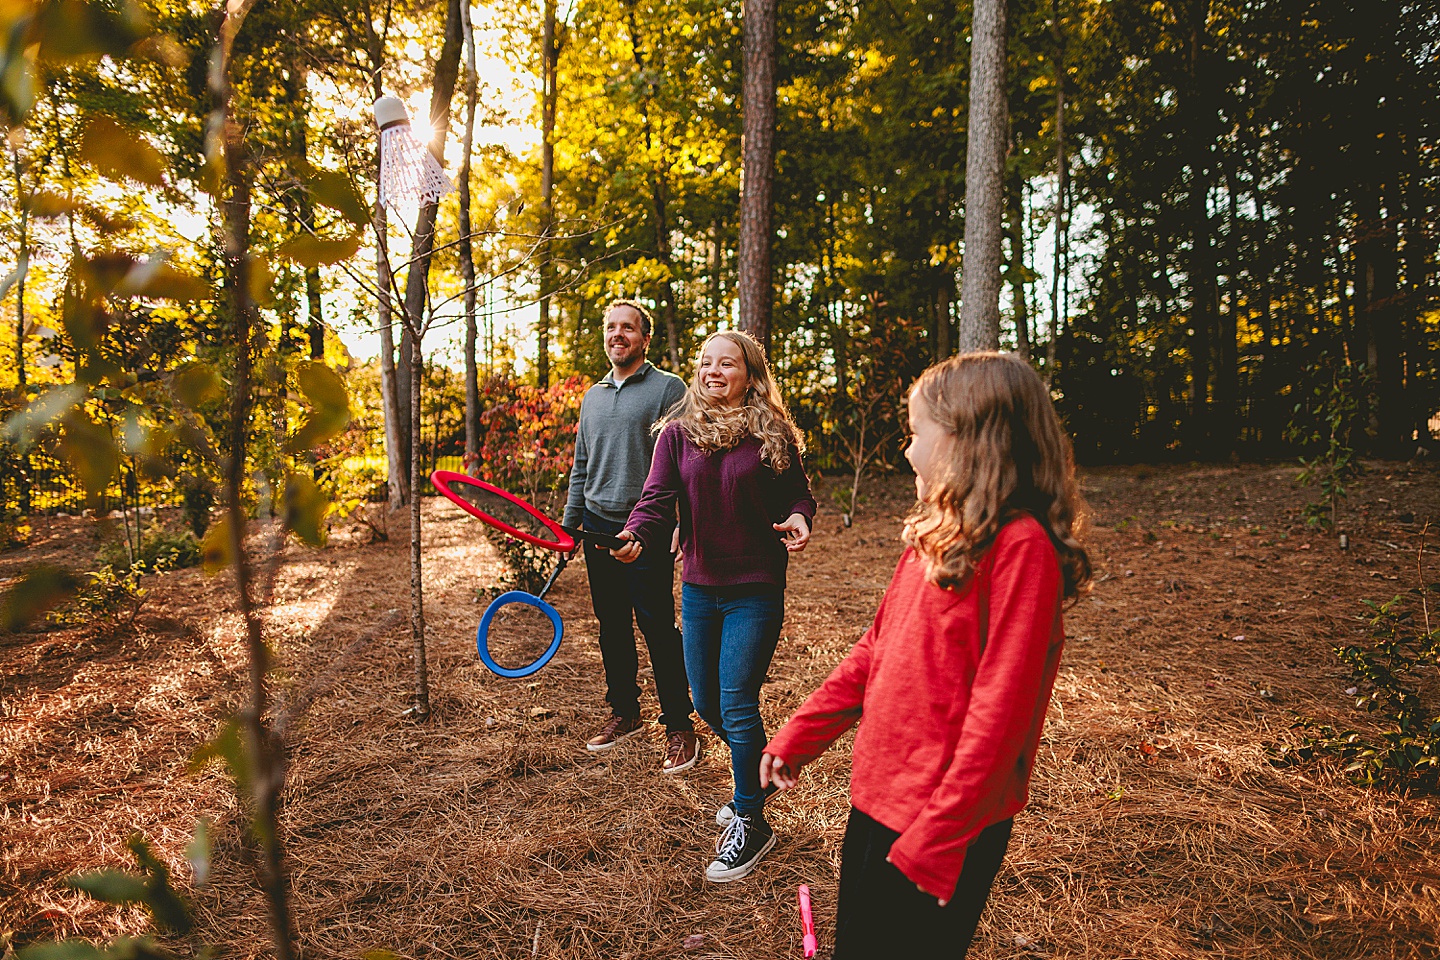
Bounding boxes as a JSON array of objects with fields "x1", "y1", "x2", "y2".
[
  {"x1": 560, "y1": 525, "x2": 627, "y2": 551},
  {"x1": 798, "y1": 884, "x2": 817, "y2": 957}
]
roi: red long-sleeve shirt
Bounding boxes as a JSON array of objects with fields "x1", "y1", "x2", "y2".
[{"x1": 765, "y1": 515, "x2": 1065, "y2": 900}]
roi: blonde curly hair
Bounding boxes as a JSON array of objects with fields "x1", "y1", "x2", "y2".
[
  {"x1": 658, "y1": 330, "x2": 804, "y2": 472},
  {"x1": 903, "y1": 352, "x2": 1091, "y2": 601}
]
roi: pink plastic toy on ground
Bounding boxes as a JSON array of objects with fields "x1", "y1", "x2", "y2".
[{"x1": 797, "y1": 884, "x2": 817, "y2": 957}]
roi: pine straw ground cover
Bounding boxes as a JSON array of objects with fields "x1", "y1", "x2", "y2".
[{"x1": 3, "y1": 461, "x2": 1440, "y2": 960}]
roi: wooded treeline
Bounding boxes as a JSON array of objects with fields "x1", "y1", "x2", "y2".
[
  {"x1": 2, "y1": 0, "x2": 1438, "y2": 500},
  {"x1": 533, "y1": 0, "x2": 1440, "y2": 464}
]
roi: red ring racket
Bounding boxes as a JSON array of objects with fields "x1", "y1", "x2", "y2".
[
  {"x1": 429, "y1": 470, "x2": 626, "y2": 551},
  {"x1": 430, "y1": 470, "x2": 627, "y2": 678}
]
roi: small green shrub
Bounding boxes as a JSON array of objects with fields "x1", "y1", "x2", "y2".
[
  {"x1": 1281, "y1": 587, "x2": 1440, "y2": 789},
  {"x1": 1284, "y1": 358, "x2": 1367, "y2": 530},
  {"x1": 485, "y1": 532, "x2": 559, "y2": 597},
  {"x1": 49, "y1": 565, "x2": 146, "y2": 627},
  {"x1": 0, "y1": 515, "x2": 30, "y2": 551},
  {"x1": 99, "y1": 523, "x2": 202, "y2": 574},
  {"x1": 181, "y1": 478, "x2": 216, "y2": 538}
]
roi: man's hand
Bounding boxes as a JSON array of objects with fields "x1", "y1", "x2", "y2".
[
  {"x1": 773, "y1": 513, "x2": 811, "y2": 552},
  {"x1": 610, "y1": 529, "x2": 644, "y2": 563},
  {"x1": 759, "y1": 751, "x2": 800, "y2": 791}
]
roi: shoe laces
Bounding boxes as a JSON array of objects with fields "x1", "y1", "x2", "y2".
[{"x1": 715, "y1": 814, "x2": 749, "y2": 861}]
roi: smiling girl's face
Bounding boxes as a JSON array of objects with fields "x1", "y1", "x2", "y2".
[
  {"x1": 698, "y1": 337, "x2": 750, "y2": 407},
  {"x1": 904, "y1": 389, "x2": 954, "y2": 500}
]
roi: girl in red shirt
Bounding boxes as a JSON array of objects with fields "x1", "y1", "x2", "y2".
[{"x1": 762, "y1": 352, "x2": 1091, "y2": 957}]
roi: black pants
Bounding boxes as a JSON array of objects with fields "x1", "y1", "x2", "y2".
[
  {"x1": 833, "y1": 807, "x2": 1012, "y2": 959},
  {"x1": 582, "y1": 510, "x2": 694, "y2": 732}
]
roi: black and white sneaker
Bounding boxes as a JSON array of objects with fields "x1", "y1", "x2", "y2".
[
  {"x1": 704, "y1": 814, "x2": 775, "y2": 882},
  {"x1": 717, "y1": 782, "x2": 778, "y2": 826}
]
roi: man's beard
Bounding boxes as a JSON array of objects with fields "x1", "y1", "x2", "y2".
[{"x1": 609, "y1": 343, "x2": 643, "y2": 367}]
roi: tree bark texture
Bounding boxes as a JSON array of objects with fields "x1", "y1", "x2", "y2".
[
  {"x1": 1006, "y1": 163, "x2": 1030, "y2": 359},
  {"x1": 738, "y1": 0, "x2": 777, "y2": 355},
  {"x1": 537, "y1": 0, "x2": 557, "y2": 387},
  {"x1": 1183, "y1": 6, "x2": 1215, "y2": 453},
  {"x1": 398, "y1": 0, "x2": 464, "y2": 455},
  {"x1": 460, "y1": 0, "x2": 480, "y2": 462},
  {"x1": 215, "y1": 6, "x2": 296, "y2": 955},
  {"x1": 1045, "y1": 1, "x2": 1065, "y2": 382},
  {"x1": 958, "y1": 0, "x2": 1008, "y2": 354}
]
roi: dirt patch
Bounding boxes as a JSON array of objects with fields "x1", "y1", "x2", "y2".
[{"x1": 3, "y1": 462, "x2": 1439, "y2": 959}]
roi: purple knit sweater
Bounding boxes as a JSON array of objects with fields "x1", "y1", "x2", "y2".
[{"x1": 625, "y1": 421, "x2": 817, "y2": 589}]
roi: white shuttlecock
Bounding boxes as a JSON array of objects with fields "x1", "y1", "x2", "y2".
[{"x1": 373, "y1": 95, "x2": 453, "y2": 213}]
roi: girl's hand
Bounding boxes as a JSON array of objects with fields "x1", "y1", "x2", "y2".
[
  {"x1": 773, "y1": 513, "x2": 811, "y2": 552},
  {"x1": 884, "y1": 855, "x2": 949, "y2": 906},
  {"x1": 611, "y1": 529, "x2": 644, "y2": 563},
  {"x1": 670, "y1": 525, "x2": 681, "y2": 558},
  {"x1": 759, "y1": 752, "x2": 800, "y2": 791}
]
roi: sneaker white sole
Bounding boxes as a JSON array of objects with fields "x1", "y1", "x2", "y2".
[
  {"x1": 662, "y1": 743, "x2": 701, "y2": 774},
  {"x1": 585, "y1": 726, "x2": 644, "y2": 752},
  {"x1": 704, "y1": 832, "x2": 777, "y2": 882}
]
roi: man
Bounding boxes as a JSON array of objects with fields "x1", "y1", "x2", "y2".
[{"x1": 563, "y1": 299, "x2": 699, "y2": 772}]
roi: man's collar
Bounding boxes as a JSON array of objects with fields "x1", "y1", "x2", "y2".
[{"x1": 602, "y1": 361, "x2": 652, "y2": 387}]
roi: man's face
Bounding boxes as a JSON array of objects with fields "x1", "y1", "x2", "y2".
[{"x1": 604, "y1": 307, "x2": 650, "y2": 369}]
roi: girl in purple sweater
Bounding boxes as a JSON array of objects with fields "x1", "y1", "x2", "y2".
[{"x1": 613, "y1": 330, "x2": 816, "y2": 882}]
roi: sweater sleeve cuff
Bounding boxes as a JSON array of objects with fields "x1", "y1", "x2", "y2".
[{"x1": 887, "y1": 836, "x2": 966, "y2": 903}]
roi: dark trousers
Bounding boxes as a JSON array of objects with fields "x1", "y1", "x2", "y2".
[
  {"x1": 833, "y1": 807, "x2": 1012, "y2": 959},
  {"x1": 582, "y1": 510, "x2": 694, "y2": 732}
]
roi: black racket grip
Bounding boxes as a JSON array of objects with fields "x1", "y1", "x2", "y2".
[{"x1": 561, "y1": 525, "x2": 627, "y2": 551}]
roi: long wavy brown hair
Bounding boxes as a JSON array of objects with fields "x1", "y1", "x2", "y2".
[
  {"x1": 903, "y1": 352, "x2": 1091, "y2": 601},
  {"x1": 658, "y1": 330, "x2": 804, "y2": 472}
]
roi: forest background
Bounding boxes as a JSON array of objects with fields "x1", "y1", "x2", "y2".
[
  {"x1": 2, "y1": 0, "x2": 1437, "y2": 532},
  {"x1": 1, "y1": 2, "x2": 1439, "y2": 958}
]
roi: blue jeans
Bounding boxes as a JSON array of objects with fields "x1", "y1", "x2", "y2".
[{"x1": 681, "y1": 583, "x2": 784, "y2": 817}]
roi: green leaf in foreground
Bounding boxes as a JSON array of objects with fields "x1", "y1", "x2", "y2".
[
  {"x1": 0, "y1": 565, "x2": 81, "y2": 631},
  {"x1": 59, "y1": 411, "x2": 119, "y2": 497},
  {"x1": 286, "y1": 361, "x2": 351, "y2": 452},
  {"x1": 200, "y1": 516, "x2": 235, "y2": 575},
  {"x1": 276, "y1": 231, "x2": 361, "y2": 268},
  {"x1": 15, "y1": 940, "x2": 110, "y2": 960},
  {"x1": 66, "y1": 870, "x2": 148, "y2": 905},
  {"x1": 79, "y1": 116, "x2": 165, "y2": 187},
  {"x1": 171, "y1": 360, "x2": 223, "y2": 408},
  {"x1": 305, "y1": 168, "x2": 369, "y2": 226},
  {"x1": 283, "y1": 472, "x2": 330, "y2": 546}
]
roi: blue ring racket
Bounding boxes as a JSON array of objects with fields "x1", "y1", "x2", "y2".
[{"x1": 431, "y1": 470, "x2": 626, "y2": 677}]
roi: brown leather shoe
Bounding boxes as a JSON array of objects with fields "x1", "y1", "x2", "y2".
[
  {"x1": 662, "y1": 730, "x2": 701, "y2": 774},
  {"x1": 586, "y1": 715, "x2": 644, "y2": 751}
]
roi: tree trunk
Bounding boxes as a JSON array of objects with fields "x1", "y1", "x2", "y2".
[
  {"x1": 935, "y1": 276, "x2": 953, "y2": 360},
  {"x1": 1006, "y1": 161, "x2": 1030, "y2": 358},
  {"x1": 460, "y1": 0, "x2": 480, "y2": 466},
  {"x1": 215, "y1": 8, "x2": 296, "y2": 954},
  {"x1": 1214, "y1": 165, "x2": 1239, "y2": 456},
  {"x1": 1045, "y1": 44, "x2": 1065, "y2": 384},
  {"x1": 1183, "y1": 5, "x2": 1214, "y2": 456},
  {"x1": 10, "y1": 144, "x2": 27, "y2": 390},
  {"x1": 397, "y1": 0, "x2": 462, "y2": 717},
  {"x1": 399, "y1": 0, "x2": 464, "y2": 446},
  {"x1": 957, "y1": 0, "x2": 1008, "y2": 354},
  {"x1": 738, "y1": 0, "x2": 777, "y2": 354},
  {"x1": 653, "y1": 174, "x2": 683, "y2": 369},
  {"x1": 408, "y1": 342, "x2": 429, "y2": 717},
  {"x1": 537, "y1": 0, "x2": 557, "y2": 387},
  {"x1": 376, "y1": 201, "x2": 408, "y2": 508},
  {"x1": 363, "y1": 21, "x2": 407, "y2": 508}
]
